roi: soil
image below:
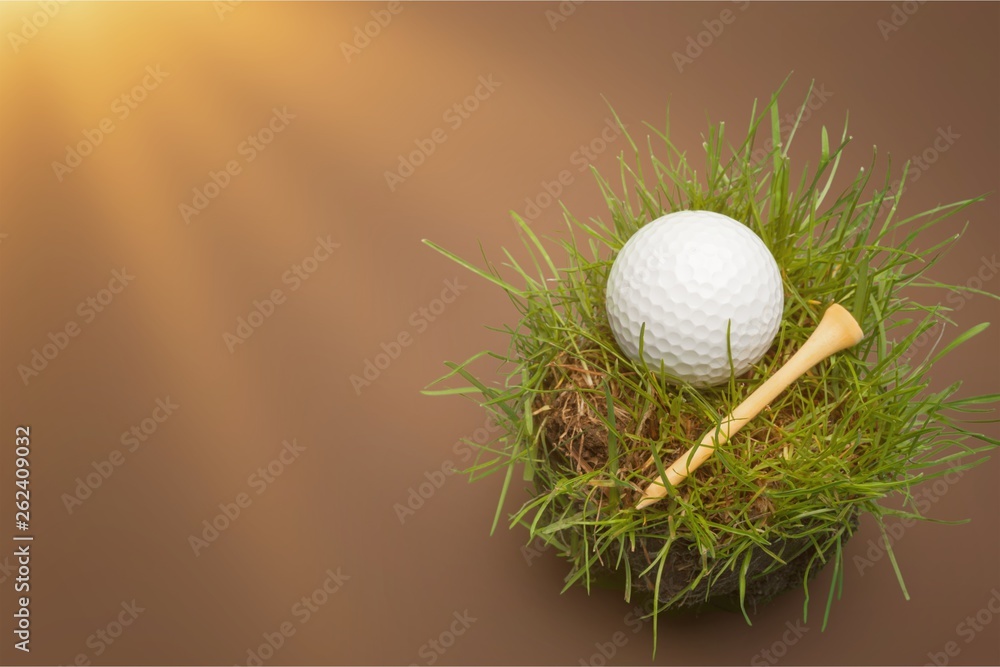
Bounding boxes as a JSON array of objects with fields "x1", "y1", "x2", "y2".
[
  {"x1": 533, "y1": 348, "x2": 857, "y2": 611},
  {"x1": 616, "y1": 513, "x2": 858, "y2": 611}
]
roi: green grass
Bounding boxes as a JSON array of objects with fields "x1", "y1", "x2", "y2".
[{"x1": 422, "y1": 81, "x2": 998, "y2": 650}]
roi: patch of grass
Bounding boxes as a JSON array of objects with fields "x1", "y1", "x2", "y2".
[{"x1": 422, "y1": 81, "x2": 998, "y2": 650}]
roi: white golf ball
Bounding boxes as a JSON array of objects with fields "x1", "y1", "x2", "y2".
[{"x1": 605, "y1": 211, "x2": 784, "y2": 387}]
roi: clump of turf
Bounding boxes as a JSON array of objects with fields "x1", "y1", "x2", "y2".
[{"x1": 423, "y1": 81, "x2": 998, "y2": 648}]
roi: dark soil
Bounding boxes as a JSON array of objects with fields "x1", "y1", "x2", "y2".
[
  {"x1": 533, "y1": 348, "x2": 857, "y2": 611},
  {"x1": 616, "y1": 513, "x2": 858, "y2": 611}
]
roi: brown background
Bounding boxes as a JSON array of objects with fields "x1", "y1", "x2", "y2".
[{"x1": 1, "y1": 2, "x2": 998, "y2": 665}]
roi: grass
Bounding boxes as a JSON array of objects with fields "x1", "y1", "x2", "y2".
[{"x1": 422, "y1": 80, "x2": 998, "y2": 651}]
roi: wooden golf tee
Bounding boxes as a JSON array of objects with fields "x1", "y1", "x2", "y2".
[{"x1": 635, "y1": 304, "x2": 864, "y2": 510}]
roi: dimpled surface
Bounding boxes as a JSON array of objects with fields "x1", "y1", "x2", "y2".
[{"x1": 605, "y1": 211, "x2": 784, "y2": 387}]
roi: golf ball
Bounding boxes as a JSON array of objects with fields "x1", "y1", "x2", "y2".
[{"x1": 605, "y1": 211, "x2": 783, "y2": 387}]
